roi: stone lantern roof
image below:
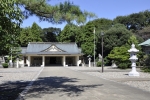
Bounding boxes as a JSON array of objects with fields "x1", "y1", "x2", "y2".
[{"x1": 128, "y1": 44, "x2": 139, "y2": 53}]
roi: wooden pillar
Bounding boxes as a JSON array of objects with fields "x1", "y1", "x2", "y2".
[
  {"x1": 76, "y1": 56, "x2": 79, "y2": 66},
  {"x1": 27, "y1": 56, "x2": 31, "y2": 67},
  {"x1": 63, "y1": 56, "x2": 66, "y2": 67},
  {"x1": 42, "y1": 56, "x2": 45, "y2": 67}
]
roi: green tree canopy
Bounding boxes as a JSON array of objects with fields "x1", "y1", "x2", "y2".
[
  {"x1": 108, "y1": 35, "x2": 141, "y2": 68},
  {"x1": 18, "y1": 23, "x2": 42, "y2": 46},
  {"x1": 113, "y1": 10, "x2": 150, "y2": 30},
  {"x1": 17, "y1": 0, "x2": 96, "y2": 24},
  {"x1": 89, "y1": 18, "x2": 113, "y2": 57},
  {"x1": 81, "y1": 22, "x2": 95, "y2": 56},
  {"x1": 136, "y1": 26, "x2": 150, "y2": 41},
  {"x1": 58, "y1": 24, "x2": 78, "y2": 42},
  {"x1": 31, "y1": 22, "x2": 43, "y2": 42},
  {"x1": 90, "y1": 18, "x2": 113, "y2": 31},
  {"x1": 0, "y1": 0, "x2": 23, "y2": 55},
  {"x1": 103, "y1": 23, "x2": 132, "y2": 56},
  {"x1": 18, "y1": 27, "x2": 32, "y2": 47},
  {"x1": 72, "y1": 18, "x2": 113, "y2": 56},
  {"x1": 42, "y1": 27, "x2": 61, "y2": 42}
]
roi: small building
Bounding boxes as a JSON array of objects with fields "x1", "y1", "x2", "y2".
[
  {"x1": 21, "y1": 42, "x2": 82, "y2": 67},
  {"x1": 139, "y1": 39, "x2": 150, "y2": 54}
]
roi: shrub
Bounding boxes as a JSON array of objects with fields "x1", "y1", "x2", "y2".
[
  {"x1": 96, "y1": 61, "x2": 101, "y2": 67},
  {"x1": 2, "y1": 63, "x2": 8, "y2": 68},
  {"x1": 141, "y1": 67, "x2": 150, "y2": 73},
  {"x1": 118, "y1": 62, "x2": 129, "y2": 69}
]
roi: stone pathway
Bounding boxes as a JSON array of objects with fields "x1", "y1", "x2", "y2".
[
  {"x1": 22, "y1": 67, "x2": 150, "y2": 100},
  {"x1": 68, "y1": 67, "x2": 150, "y2": 92},
  {"x1": 0, "y1": 66, "x2": 150, "y2": 100}
]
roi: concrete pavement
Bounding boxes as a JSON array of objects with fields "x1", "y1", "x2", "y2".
[{"x1": 21, "y1": 67, "x2": 150, "y2": 100}]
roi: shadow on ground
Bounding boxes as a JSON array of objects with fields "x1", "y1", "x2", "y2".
[
  {"x1": 77, "y1": 68, "x2": 142, "y2": 73},
  {"x1": 0, "y1": 81, "x2": 29, "y2": 100},
  {"x1": 22, "y1": 76, "x2": 103, "y2": 99},
  {"x1": 78, "y1": 69, "x2": 129, "y2": 72}
]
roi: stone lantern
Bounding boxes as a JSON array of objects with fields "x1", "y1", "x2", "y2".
[
  {"x1": 16, "y1": 56, "x2": 19, "y2": 68},
  {"x1": 128, "y1": 44, "x2": 139, "y2": 76},
  {"x1": 87, "y1": 55, "x2": 92, "y2": 67}
]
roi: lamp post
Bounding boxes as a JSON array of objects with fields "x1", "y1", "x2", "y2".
[
  {"x1": 101, "y1": 32, "x2": 104, "y2": 73},
  {"x1": 10, "y1": 39, "x2": 14, "y2": 67},
  {"x1": 10, "y1": 47, "x2": 12, "y2": 67}
]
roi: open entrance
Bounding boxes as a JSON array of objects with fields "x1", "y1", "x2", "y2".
[
  {"x1": 66, "y1": 56, "x2": 75, "y2": 66},
  {"x1": 31, "y1": 56, "x2": 42, "y2": 66},
  {"x1": 50, "y1": 57, "x2": 56, "y2": 64},
  {"x1": 45, "y1": 57, "x2": 62, "y2": 66}
]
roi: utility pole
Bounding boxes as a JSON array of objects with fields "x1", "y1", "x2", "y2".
[
  {"x1": 93, "y1": 27, "x2": 95, "y2": 67},
  {"x1": 101, "y1": 32, "x2": 104, "y2": 73}
]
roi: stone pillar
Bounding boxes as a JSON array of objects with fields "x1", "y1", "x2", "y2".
[
  {"x1": 16, "y1": 58, "x2": 19, "y2": 68},
  {"x1": 27, "y1": 56, "x2": 30, "y2": 67},
  {"x1": 42, "y1": 56, "x2": 45, "y2": 67},
  {"x1": 63, "y1": 56, "x2": 66, "y2": 67}
]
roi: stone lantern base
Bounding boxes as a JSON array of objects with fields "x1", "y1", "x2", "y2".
[{"x1": 129, "y1": 71, "x2": 139, "y2": 76}]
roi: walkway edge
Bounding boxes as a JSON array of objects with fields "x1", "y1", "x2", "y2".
[{"x1": 16, "y1": 67, "x2": 44, "y2": 100}]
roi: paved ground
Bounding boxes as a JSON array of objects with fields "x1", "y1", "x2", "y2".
[
  {"x1": 68, "y1": 67, "x2": 150, "y2": 92},
  {"x1": 0, "y1": 67, "x2": 42, "y2": 100},
  {"x1": 20, "y1": 67, "x2": 150, "y2": 100}
]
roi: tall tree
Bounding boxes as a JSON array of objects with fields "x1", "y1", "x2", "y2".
[
  {"x1": 81, "y1": 22, "x2": 95, "y2": 56},
  {"x1": 31, "y1": 22, "x2": 43, "y2": 42},
  {"x1": 103, "y1": 24, "x2": 132, "y2": 56},
  {"x1": 57, "y1": 24, "x2": 84, "y2": 47},
  {"x1": 90, "y1": 18, "x2": 113, "y2": 31},
  {"x1": 108, "y1": 35, "x2": 141, "y2": 69},
  {"x1": 42, "y1": 27, "x2": 61, "y2": 42},
  {"x1": 18, "y1": 23, "x2": 42, "y2": 46},
  {"x1": 0, "y1": 0, "x2": 23, "y2": 55},
  {"x1": 89, "y1": 18, "x2": 113, "y2": 57},
  {"x1": 18, "y1": 27, "x2": 32, "y2": 47},
  {"x1": 79, "y1": 18, "x2": 113, "y2": 56},
  {"x1": 136, "y1": 26, "x2": 150, "y2": 41},
  {"x1": 113, "y1": 10, "x2": 150, "y2": 30},
  {"x1": 58, "y1": 24, "x2": 76, "y2": 42}
]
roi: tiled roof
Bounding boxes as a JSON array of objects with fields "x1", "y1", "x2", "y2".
[
  {"x1": 21, "y1": 47, "x2": 27, "y2": 54},
  {"x1": 139, "y1": 39, "x2": 150, "y2": 46},
  {"x1": 23, "y1": 42, "x2": 82, "y2": 55}
]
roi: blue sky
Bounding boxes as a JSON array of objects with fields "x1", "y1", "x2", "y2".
[{"x1": 21, "y1": 0, "x2": 150, "y2": 30}]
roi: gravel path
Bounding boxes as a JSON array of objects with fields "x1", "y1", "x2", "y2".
[
  {"x1": 0, "y1": 67, "x2": 42, "y2": 84},
  {"x1": 0, "y1": 67, "x2": 43, "y2": 100},
  {"x1": 67, "y1": 67, "x2": 150, "y2": 93}
]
